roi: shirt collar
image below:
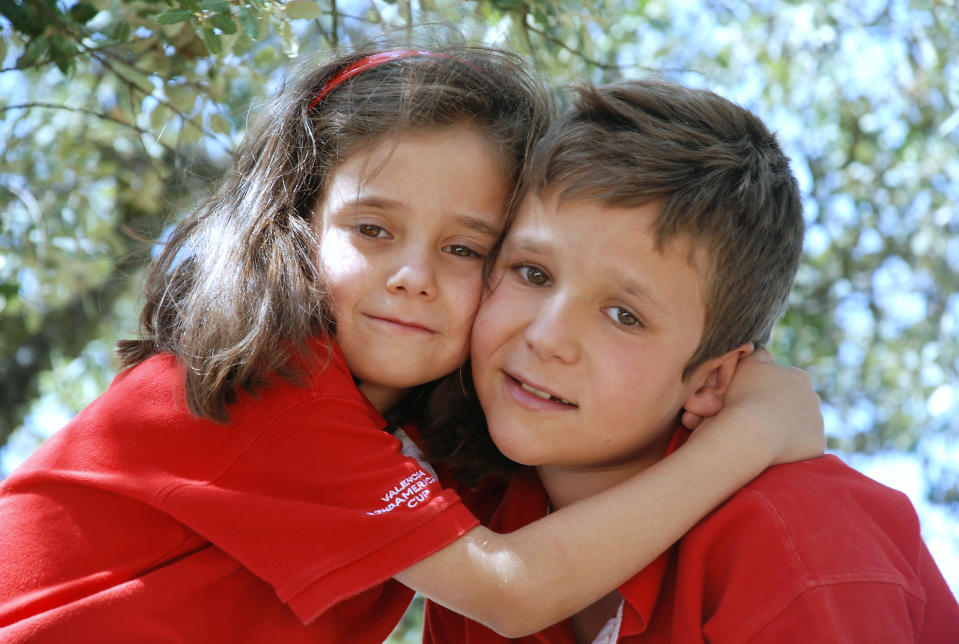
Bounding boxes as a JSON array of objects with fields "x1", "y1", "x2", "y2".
[
  {"x1": 488, "y1": 426, "x2": 692, "y2": 640},
  {"x1": 617, "y1": 425, "x2": 691, "y2": 637}
]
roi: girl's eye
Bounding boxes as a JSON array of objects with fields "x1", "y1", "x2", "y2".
[
  {"x1": 444, "y1": 244, "x2": 481, "y2": 259},
  {"x1": 604, "y1": 306, "x2": 642, "y2": 328},
  {"x1": 517, "y1": 264, "x2": 550, "y2": 286},
  {"x1": 357, "y1": 224, "x2": 388, "y2": 238}
]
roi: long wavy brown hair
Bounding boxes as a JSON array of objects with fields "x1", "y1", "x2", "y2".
[{"x1": 116, "y1": 42, "x2": 553, "y2": 423}]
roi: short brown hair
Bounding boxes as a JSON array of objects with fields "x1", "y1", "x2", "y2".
[
  {"x1": 117, "y1": 44, "x2": 553, "y2": 421},
  {"x1": 521, "y1": 79, "x2": 804, "y2": 376}
]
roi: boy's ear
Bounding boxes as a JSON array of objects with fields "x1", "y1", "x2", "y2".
[{"x1": 682, "y1": 342, "x2": 754, "y2": 418}]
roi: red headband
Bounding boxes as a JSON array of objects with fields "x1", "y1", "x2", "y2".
[{"x1": 308, "y1": 49, "x2": 453, "y2": 111}]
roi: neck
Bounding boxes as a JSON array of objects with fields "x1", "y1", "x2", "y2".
[
  {"x1": 539, "y1": 432, "x2": 672, "y2": 643},
  {"x1": 357, "y1": 382, "x2": 406, "y2": 414},
  {"x1": 536, "y1": 433, "x2": 672, "y2": 510},
  {"x1": 536, "y1": 462, "x2": 645, "y2": 511}
]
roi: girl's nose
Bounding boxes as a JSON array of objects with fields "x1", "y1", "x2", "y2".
[{"x1": 386, "y1": 257, "x2": 437, "y2": 298}]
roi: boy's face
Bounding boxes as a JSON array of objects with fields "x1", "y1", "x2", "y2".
[{"x1": 472, "y1": 191, "x2": 709, "y2": 469}]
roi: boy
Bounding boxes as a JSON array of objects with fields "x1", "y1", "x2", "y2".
[{"x1": 424, "y1": 80, "x2": 959, "y2": 642}]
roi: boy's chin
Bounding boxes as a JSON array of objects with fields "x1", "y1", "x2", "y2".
[{"x1": 488, "y1": 433, "x2": 545, "y2": 467}]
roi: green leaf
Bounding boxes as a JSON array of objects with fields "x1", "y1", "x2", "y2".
[
  {"x1": 489, "y1": 0, "x2": 526, "y2": 10},
  {"x1": 156, "y1": 9, "x2": 194, "y2": 24},
  {"x1": 230, "y1": 32, "x2": 254, "y2": 55},
  {"x1": 68, "y1": 2, "x2": 99, "y2": 24},
  {"x1": 199, "y1": 0, "x2": 231, "y2": 11},
  {"x1": 150, "y1": 104, "x2": 170, "y2": 132},
  {"x1": 238, "y1": 7, "x2": 260, "y2": 39},
  {"x1": 279, "y1": 19, "x2": 298, "y2": 57},
  {"x1": 127, "y1": 35, "x2": 158, "y2": 56},
  {"x1": 17, "y1": 35, "x2": 49, "y2": 68},
  {"x1": 209, "y1": 12, "x2": 237, "y2": 34},
  {"x1": 167, "y1": 85, "x2": 198, "y2": 113},
  {"x1": 179, "y1": 118, "x2": 204, "y2": 145},
  {"x1": 170, "y1": 21, "x2": 207, "y2": 59},
  {"x1": 113, "y1": 20, "x2": 131, "y2": 42},
  {"x1": 286, "y1": 1, "x2": 324, "y2": 20},
  {"x1": 0, "y1": 0, "x2": 45, "y2": 37},
  {"x1": 253, "y1": 44, "x2": 277, "y2": 67},
  {"x1": 49, "y1": 37, "x2": 77, "y2": 74},
  {"x1": 200, "y1": 27, "x2": 222, "y2": 54}
]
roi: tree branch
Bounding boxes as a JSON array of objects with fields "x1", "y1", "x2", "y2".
[
  {"x1": 1, "y1": 102, "x2": 179, "y2": 158},
  {"x1": 522, "y1": 20, "x2": 622, "y2": 72}
]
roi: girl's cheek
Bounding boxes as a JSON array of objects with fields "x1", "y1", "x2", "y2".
[{"x1": 319, "y1": 236, "x2": 366, "y2": 278}]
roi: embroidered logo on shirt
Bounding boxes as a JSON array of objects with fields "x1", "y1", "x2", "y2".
[
  {"x1": 365, "y1": 428, "x2": 441, "y2": 515},
  {"x1": 367, "y1": 468, "x2": 437, "y2": 515}
]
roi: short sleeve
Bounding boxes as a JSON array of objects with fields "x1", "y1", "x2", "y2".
[{"x1": 161, "y1": 390, "x2": 478, "y2": 623}]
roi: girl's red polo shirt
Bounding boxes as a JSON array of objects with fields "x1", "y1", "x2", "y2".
[{"x1": 0, "y1": 341, "x2": 477, "y2": 642}]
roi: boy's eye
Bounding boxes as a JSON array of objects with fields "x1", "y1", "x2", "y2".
[
  {"x1": 357, "y1": 224, "x2": 388, "y2": 238},
  {"x1": 517, "y1": 264, "x2": 550, "y2": 286},
  {"x1": 444, "y1": 244, "x2": 481, "y2": 259},
  {"x1": 604, "y1": 306, "x2": 642, "y2": 328}
]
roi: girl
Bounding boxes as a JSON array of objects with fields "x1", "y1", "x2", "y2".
[{"x1": 0, "y1": 46, "x2": 823, "y2": 642}]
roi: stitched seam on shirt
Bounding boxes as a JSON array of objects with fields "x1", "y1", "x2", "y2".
[
  {"x1": 732, "y1": 488, "x2": 927, "y2": 641},
  {"x1": 740, "y1": 578, "x2": 927, "y2": 643}
]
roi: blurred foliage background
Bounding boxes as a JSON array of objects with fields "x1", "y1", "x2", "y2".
[{"x1": 2, "y1": 0, "x2": 958, "y2": 633}]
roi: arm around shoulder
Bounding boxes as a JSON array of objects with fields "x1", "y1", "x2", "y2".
[
  {"x1": 395, "y1": 424, "x2": 811, "y2": 637},
  {"x1": 395, "y1": 353, "x2": 825, "y2": 635}
]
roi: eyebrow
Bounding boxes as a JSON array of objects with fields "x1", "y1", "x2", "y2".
[
  {"x1": 456, "y1": 215, "x2": 501, "y2": 238},
  {"x1": 340, "y1": 196, "x2": 501, "y2": 238},
  {"x1": 609, "y1": 269, "x2": 672, "y2": 318},
  {"x1": 499, "y1": 235, "x2": 552, "y2": 255},
  {"x1": 502, "y1": 233, "x2": 672, "y2": 318}
]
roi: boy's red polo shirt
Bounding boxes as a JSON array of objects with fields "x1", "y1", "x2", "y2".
[
  {"x1": 0, "y1": 340, "x2": 478, "y2": 643},
  {"x1": 424, "y1": 428, "x2": 959, "y2": 643}
]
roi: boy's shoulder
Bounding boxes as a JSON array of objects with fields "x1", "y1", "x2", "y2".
[
  {"x1": 724, "y1": 454, "x2": 917, "y2": 536},
  {"x1": 738, "y1": 452, "x2": 912, "y2": 509},
  {"x1": 660, "y1": 455, "x2": 959, "y2": 641},
  {"x1": 687, "y1": 454, "x2": 923, "y2": 576}
]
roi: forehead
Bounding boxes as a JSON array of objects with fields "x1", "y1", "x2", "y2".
[
  {"x1": 504, "y1": 191, "x2": 708, "y2": 322},
  {"x1": 321, "y1": 126, "x2": 512, "y2": 221},
  {"x1": 340, "y1": 124, "x2": 511, "y2": 181}
]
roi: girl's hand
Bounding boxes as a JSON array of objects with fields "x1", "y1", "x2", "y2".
[{"x1": 689, "y1": 349, "x2": 825, "y2": 466}]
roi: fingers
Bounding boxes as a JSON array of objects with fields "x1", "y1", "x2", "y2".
[{"x1": 681, "y1": 409, "x2": 704, "y2": 430}]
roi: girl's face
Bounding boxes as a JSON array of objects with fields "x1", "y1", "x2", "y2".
[{"x1": 315, "y1": 126, "x2": 511, "y2": 412}]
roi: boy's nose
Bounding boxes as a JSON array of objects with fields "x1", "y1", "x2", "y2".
[{"x1": 522, "y1": 297, "x2": 579, "y2": 364}]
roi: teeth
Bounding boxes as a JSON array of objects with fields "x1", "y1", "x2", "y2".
[
  {"x1": 520, "y1": 382, "x2": 552, "y2": 400},
  {"x1": 519, "y1": 381, "x2": 574, "y2": 406}
]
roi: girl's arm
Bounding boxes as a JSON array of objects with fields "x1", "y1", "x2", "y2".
[{"x1": 394, "y1": 352, "x2": 824, "y2": 637}]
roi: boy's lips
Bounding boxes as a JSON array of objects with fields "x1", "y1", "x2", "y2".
[{"x1": 503, "y1": 371, "x2": 578, "y2": 409}]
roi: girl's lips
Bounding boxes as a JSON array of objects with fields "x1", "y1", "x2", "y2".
[
  {"x1": 504, "y1": 372, "x2": 577, "y2": 410},
  {"x1": 366, "y1": 314, "x2": 435, "y2": 334}
]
